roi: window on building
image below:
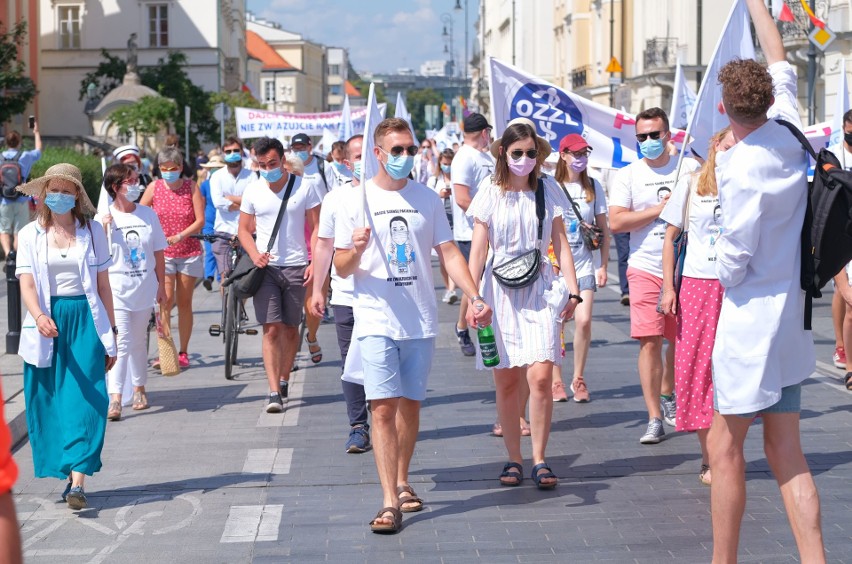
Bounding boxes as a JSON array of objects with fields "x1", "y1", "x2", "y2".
[
  {"x1": 58, "y1": 6, "x2": 81, "y2": 49},
  {"x1": 329, "y1": 85, "x2": 342, "y2": 96},
  {"x1": 264, "y1": 80, "x2": 275, "y2": 103},
  {"x1": 328, "y1": 64, "x2": 341, "y2": 76},
  {"x1": 149, "y1": 4, "x2": 168, "y2": 47}
]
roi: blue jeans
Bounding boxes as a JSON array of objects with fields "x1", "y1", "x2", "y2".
[
  {"x1": 203, "y1": 240, "x2": 218, "y2": 280},
  {"x1": 614, "y1": 232, "x2": 630, "y2": 295}
]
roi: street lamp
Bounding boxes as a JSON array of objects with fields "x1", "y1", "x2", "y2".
[
  {"x1": 454, "y1": 0, "x2": 468, "y2": 81},
  {"x1": 440, "y1": 13, "x2": 455, "y2": 78}
]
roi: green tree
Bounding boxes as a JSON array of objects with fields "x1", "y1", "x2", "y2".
[
  {"x1": 0, "y1": 20, "x2": 37, "y2": 125},
  {"x1": 209, "y1": 90, "x2": 265, "y2": 140},
  {"x1": 77, "y1": 48, "x2": 125, "y2": 101},
  {"x1": 406, "y1": 88, "x2": 444, "y2": 138},
  {"x1": 110, "y1": 96, "x2": 176, "y2": 146}
]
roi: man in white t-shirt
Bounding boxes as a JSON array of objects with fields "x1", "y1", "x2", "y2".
[
  {"x1": 334, "y1": 118, "x2": 492, "y2": 534},
  {"x1": 291, "y1": 133, "x2": 330, "y2": 195},
  {"x1": 326, "y1": 140, "x2": 353, "y2": 191},
  {"x1": 827, "y1": 110, "x2": 852, "y2": 373},
  {"x1": 238, "y1": 136, "x2": 322, "y2": 414},
  {"x1": 210, "y1": 136, "x2": 254, "y2": 278},
  {"x1": 308, "y1": 134, "x2": 371, "y2": 454},
  {"x1": 450, "y1": 112, "x2": 495, "y2": 356},
  {"x1": 708, "y1": 1, "x2": 823, "y2": 560},
  {"x1": 609, "y1": 107, "x2": 700, "y2": 444}
]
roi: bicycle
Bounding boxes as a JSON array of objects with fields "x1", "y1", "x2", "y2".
[{"x1": 191, "y1": 234, "x2": 257, "y2": 380}]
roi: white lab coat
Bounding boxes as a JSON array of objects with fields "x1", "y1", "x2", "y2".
[
  {"x1": 712, "y1": 62, "x2": 815, "y2": 415},
  {"x1": 15, "y1": 220, "x2": 116, "y2": 367}
]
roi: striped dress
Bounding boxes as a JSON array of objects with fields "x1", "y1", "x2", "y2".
[{"x1": 467, "y1": 178, "x2": 567, "y2": 369}]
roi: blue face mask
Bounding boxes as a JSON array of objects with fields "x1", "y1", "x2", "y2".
[
  {"x1": 383, "y1": 153, "x2": 415, "y2": 181},
  {"x1": 224, "y1": 152, "x2": 242, "y2": 164},
  {"x1": 352, "y1": 161, "x2": 362, "y2": 179},
  {"x1": 640, "y1": 138, "x2": 665, "y2": 160},
  {"x1": 332, "y1": 161, "x2": 349, "y2": 175},
  {"x1": 260, "y1": 167, "x2": 284, "y2": 183},
  {"x1": 440, "y1": 164, "x2": 451, "y2": 174},
  {"x1": 124, "y1": 183, "x2": 143, "y2": 202},
  {"x1": 44, "y1": 192, "x2": 77, "y2": 215},
  {"x1": 161, "y1": 170, "x2": 181, "y2": 183},
  {"x1": 295, "y1": 151, "x2": 310, "y2": 163}
]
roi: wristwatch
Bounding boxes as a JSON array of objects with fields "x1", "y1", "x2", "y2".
[
  {"x1": 568, "y1": 293, "x2": 584, "y2": 304},
  {"x1": 471, "y1": 295, "x2": 486, "y2": 304}
]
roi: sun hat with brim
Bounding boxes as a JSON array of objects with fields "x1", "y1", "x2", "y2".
[
  {"x1": 200, "y1": 155, "x2": 226, "y2": 169},
  {"x1": 490, "y1": 118, "x2": 553, "y2": 161},
  {"x1": 17, "y1": 163, "x2": 96, "y2": 215}
]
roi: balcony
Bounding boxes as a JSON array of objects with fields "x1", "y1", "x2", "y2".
[
  {"x1": 572, "y1": 65, "x2": 591, "y2": 90},
  {"x1": 778, "y1": 0, "x2": 809, "y2": 46},
  {"x1": 644, "y1": 37, "x2": 678, "y2": 71}
]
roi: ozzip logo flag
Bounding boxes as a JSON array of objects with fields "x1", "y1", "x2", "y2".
[{"x1": 489, "y1": 58, "x2": 687, "y2": 170}]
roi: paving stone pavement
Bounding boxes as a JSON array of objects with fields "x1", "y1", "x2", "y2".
[{"x1": 3, "y1": 259, "x2": 852, "y2": 563}]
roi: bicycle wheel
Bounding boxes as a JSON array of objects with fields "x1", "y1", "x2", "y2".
[{"x1": 224, "y1": 288, "x2": 238, "y2": 380}]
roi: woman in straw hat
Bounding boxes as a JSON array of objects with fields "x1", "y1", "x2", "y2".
[
  {"x1": 465, "y1": 118, "x2": 581, "y2": 490},
  {"x1": 15, "y1": 163, "x2": 117, "y2": 510}
]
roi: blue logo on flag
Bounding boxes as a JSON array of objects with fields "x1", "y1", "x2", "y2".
[{"x1": 509, "y1": 83, "x2": 584, "y2": 149}]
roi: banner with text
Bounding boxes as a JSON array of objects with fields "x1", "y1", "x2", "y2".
[
  {"x1": 235, "y1": 105, "x2": 387, "y2": 140},
  {"x1": 489, "y1": 58, "x2": 687, "y2": 170}
]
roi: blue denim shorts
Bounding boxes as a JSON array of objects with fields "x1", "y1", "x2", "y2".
[
  {"x1": 577, "y1": 274, "x2": 597, "y2": 293},
  {"x1": 359, "y1": 336, "x2": 435, "y2": 401},
  {"x1": 714, "y1": 383, "x2": 802, "y2": 418}
]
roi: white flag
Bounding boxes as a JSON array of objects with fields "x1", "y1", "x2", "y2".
[
  {"x1": 338, "y1": 94, "x2": 354, "y2": 142},
  {"x1": 394, "y1": 92, "x2": 420, "y2": 146},
  {"x1": 489, "y1": 57, "x2": 688, "y2": 170},
  {"x1": 360, "y1": 83, "x2": 384, "y2": 224},
  {"x1": 830, "y1": 58, "x2": 849, "y2": 148},
  {"x1": 670, "y1": 61, "x2": 697, "y2": 130},
  {"x1": 684, "y1": 0, "x2": 755, "y2": 158}
]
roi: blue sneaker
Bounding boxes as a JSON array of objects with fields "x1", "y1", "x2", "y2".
[
  {"x1": 61, "y1": 480, "x2": 72, "y2": 502},
  {"x1": 345, "y1": 425, "x2": 370, "y2": 453},
  {"x1": 66, "y1": 486, "x2": 87, "y2": 510}
]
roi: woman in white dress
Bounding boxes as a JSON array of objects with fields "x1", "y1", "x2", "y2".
[{"x1": 466, "y1": 118, "x2": 581, "y2": 489}]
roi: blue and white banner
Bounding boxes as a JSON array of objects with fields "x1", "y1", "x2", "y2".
[
  {"x1": 489, "y1": 58, "x2": 688, "y2": 170},
  {"x1": 830, "y1": 58, "x2": 849, "y2": 148},
  {"x1": 235, "y1": 104, "x2": 386, "y2": 140}
]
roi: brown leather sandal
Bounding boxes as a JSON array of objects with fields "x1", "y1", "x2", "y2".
[
  {"x1": 397, "y1": 485, "x2": 424, "y2": 513},
  {"x1": 369, "y1": 506, "x2": 403, "y2": 534},
  {"x1": 107, "y1": 401, "x2": 121, "y2": 421},
  {"x1": 132, "y1": 391, "x2": 149, "y2": 411}
]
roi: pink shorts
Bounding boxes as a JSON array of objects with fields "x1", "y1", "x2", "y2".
[{"x1": 626, "y1": 266, "x2": 676, "y2": 341}]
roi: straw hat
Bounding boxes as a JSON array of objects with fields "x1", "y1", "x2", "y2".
[
  {"x1": 17, "y1": 163, "x2": 96, "y2": 215},
  {"x1": 200, "y1": 155, "x2": 226, "y2": 169},
  {"x1": 490, "y1": 117, "x2": 553, "y2": 161}
]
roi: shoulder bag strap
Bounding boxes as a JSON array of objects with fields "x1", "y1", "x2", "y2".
[
  {"x1": 265, "y1": 173, "x2": 296, "y2": 253},
  {"x1": 681, "y1": 177, "x2": 694, "y2": 233},
  {"x1": 535, "y1": 178, "x2": 545, "y2": 242},
  {"x1": 558, "y1": 181, "x2": 585, "y2": 223}
]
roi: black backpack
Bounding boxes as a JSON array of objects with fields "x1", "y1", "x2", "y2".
[
  {"x1": 1, "y1": 150, "x2": 23, "y2": 199},
  {"x1": 777, "y1": 120, "x2": 852, "y2": 330}
]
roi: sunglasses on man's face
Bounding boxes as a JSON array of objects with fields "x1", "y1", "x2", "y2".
[
  {"x1": 509, "y1": 149, "x2": 538, "y2": 161},
  {"x1": 223, "y1": 148, "x2": 241, "y2": 154},
  {"x1": 635, "y1": 131, "x2": 665, "y2": 142},
  {"x1": 381, "y1": 145, "x2": 418, "y2": 157}
]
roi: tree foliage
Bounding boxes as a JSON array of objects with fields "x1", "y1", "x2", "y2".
[
  {"x1": 0, "y1": 20, "x2": 37, "y2": 125},
  {"x1": 110, "y1": 96, "x2": 176, "y2": 141},
  {"x1": 406, "y1": 88, "x2": 445, "y2": 138},
  {"x1": 78, "y1": 49, "x2": 125, "y2": 101},
  {"x1": 209, "y1": 90, "x2": 265, "y2": 139}
]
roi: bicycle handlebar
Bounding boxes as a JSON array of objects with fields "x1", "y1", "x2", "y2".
[{"x1": 190, "y1": 233, "x2": 238, "y2": 244}]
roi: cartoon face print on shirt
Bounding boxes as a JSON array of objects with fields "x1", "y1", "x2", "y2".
[
  {"x1": 709, "y1": 204, "x2": 723, "y2": 248},
  {"x1": 387, "y1": 215, "x2": 416, "y2": 276},
  {"x1": 124, "y1": 229, "x2": 146, "y2": 269},
  {"x1": 656, "y1": 186, "x2": 672, "y2": 202}
]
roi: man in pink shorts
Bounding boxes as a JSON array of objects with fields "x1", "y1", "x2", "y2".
[{"x1": 609, "y1": 108, "x2": 700, "y2": 444}]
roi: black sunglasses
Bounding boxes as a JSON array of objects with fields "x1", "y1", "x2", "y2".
[
  {"x1": 223, "y1": 148, "x2": 241, "y2": 154},
  {"x1": 635, "y1": 131, "x2": 665, "y2": 142},
  {"x1": 382, "y1": 145, "x2": 419, "y2": 157},
  {"x1": 509, "y1": 149, "x2": 538, "y2": 160}
]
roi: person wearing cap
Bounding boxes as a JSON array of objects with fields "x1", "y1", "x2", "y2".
[
  {"x1": 608, "y1": 108, "x2": 700, "y2": 445},
  {"x1": 466, "y1": 118, "x2": 580, "y2": 491},
  {"x1": 96, "y1": 145, "x2": 152, "y2": 216},
  {"x1": 198, "y1": 154, "x2": 226, "y2": 289},
  {"x1": 97, "y1": 163, "x2": 167, "y2": 419},
  {"x1": 1, "y1": 123, "x2": 42, "y2": 258},
  {"x1": 210, "y1": 137, "x2": 254, "y2": 284},
  {"x1": 15, "y1": 163, "x2": 118, "y2": 510},
  {"x1": 450, "y1": 112, "x2": 495, "y2": 359},
  {"x1": 550, "y1": 134, "x2": 610, "y2": 404},
  {"x1": 0, "y1": 379, "x2": 22, "y2": 564}
]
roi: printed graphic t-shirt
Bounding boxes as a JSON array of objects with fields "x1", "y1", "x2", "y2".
[
  {"x1": 96, "y1": 204, "x2": 168, "y2": 311},
  {"x1": 659, "y1": 173, "x2": 721, "y2": 279},
  {"x1": 334, "y1": 179, "x2": 453, "y2": 340},
  {"x1": 555, "y1": 179, "x2": 607, "y2": 279},
  {"x1": 609, "y1": 156, "x2": 700, "y2": 278}
]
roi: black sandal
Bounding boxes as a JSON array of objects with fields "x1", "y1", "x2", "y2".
[
  {"x1": 531, "y1": 462, "x2": 558, "y2": 490},
  {"x1": 369, "y1": 506, "x2": 403, "y2": 534},
  {"x1": 397, "y1": 485, "x2": 424, "y2": 513},
  {"x1": 499, "y1": 462, "x2": 523, "y2": 487},
  {"x1": 845, "y1": 372, "x2": 852, "y2": 391}
]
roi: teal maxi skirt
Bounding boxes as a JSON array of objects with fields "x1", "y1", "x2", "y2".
[{"x1": 23, "y1": 295, "x2": 108, "y2": 479}]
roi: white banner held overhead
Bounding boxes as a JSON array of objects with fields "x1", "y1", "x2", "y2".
[
  {"x1": 489, "y1": 57, "x2": 688, "y2": 170},
  {"x1": 338, "y1": 94, "x2": 354, "y2": 142},
  {"x1": 670, "y1": 61, "x2": 697, "y2": 130},
  {"x1": 235, "y1": 104, "x2": 387, "y2": 139}
]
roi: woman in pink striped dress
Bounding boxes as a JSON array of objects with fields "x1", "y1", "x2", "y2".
[
  {"x1": 466, "y1": 119, "x2": 580, "y2": 490},
  {"x1": 140, "y1": 147, "x2": 205, "y2": 369}
]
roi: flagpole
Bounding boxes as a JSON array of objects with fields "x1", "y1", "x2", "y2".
[{"x1": 361, "y1": 83, "x2": 376, "y2": 227}]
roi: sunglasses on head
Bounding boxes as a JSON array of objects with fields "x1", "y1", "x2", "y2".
[
  {"x1": 381, "y1": 145, "x2": 418, "y2": 157},
  {"x1": 509, "y1": 149, "x2": 538, "y2": 160},
  {"x1": 635, "y1": 131, "x2": 665, "y2": 142}
]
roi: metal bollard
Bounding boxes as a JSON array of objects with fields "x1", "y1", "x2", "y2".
[{"x1": 5, "y1": 251, "x2": 21, "y2": 354}]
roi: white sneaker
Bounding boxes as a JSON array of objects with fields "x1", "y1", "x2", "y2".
[{"x1": 442, "y1": 289, "x2": 459, "y2": 304}]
